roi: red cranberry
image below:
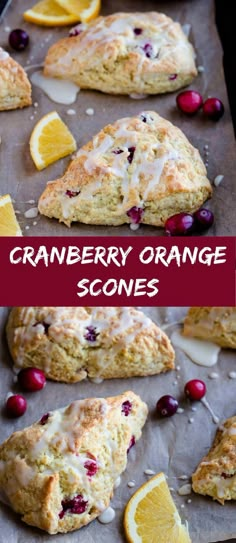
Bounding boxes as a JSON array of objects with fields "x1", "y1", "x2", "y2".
[
  {"x1": 165, "y1": 213, "x2": 194, "y2": 236},
  {"x1": 112, "y1": 148, "x2": 124, "y2": 155},
  {"x1": 65, "y1": 190, "x2": 80, "y2": 198},
  {"x1": 5, "y1": 394, "x2": 27, "y2": 417},
  {"x1": 176, "y1": 90, "x2": 203, "y2": 115},
  {"x1": 156, "y1": 395, "x2": 178, "y2": 417},
  {"x1": 40, "y1": 413, "x2": 50, "y2": 425},
  {"x1": 9, "y1": 29, "x2": 29, "y2": 51},
  {"x1": 127, "y1": 435, "x2": 136, "y2": 453},
  {"x1": 84, "y1": 326, "x2": 99, "y2": 342},
  {"x1": 134, "y1": 28, "x2": 143, "y2": 35},
  {"x1": 203, "y1": 98, "x2": 224, "y2": 121},
  {"x1": 18, "y1": 367, "x2": 46, "y2": 392},
  {"x1": 193, "y1": 208, "x2": 214, "y2": 231},
  {"x1": 169, "y1": 74, "x2": 178, "y2": 81},
  {"x1": 184, "y1": 379, "x2": 206, "y2": 401},
  {"x1": 33, "y1": 321, "x2": 50, "y2": 334},
  {"x1": 121, "y1": 400, "x2": 132, "y2": 416},
  {"x1": 127, "y1": 206, "x2": 144, "y2": 224},
  {"x1": 59, "y1": 494, "x2": 88, "y2": 518},
  {"x1": 127, "y1": 146, "x2": 136, "y2": 164},
  {"x1": 84, "y1": 459, "x2": 98, "y2": 477}
]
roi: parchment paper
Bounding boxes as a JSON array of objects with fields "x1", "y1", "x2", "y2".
[
  {"x1": 0, "y1": 306, "x2": 236, "y2": 543},
  {"x1": 0, "y1": 0, "x2": 235, "y2": 236}
]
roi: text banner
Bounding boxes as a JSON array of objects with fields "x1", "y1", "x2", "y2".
[{"x1": 0, "y1": 237, "x2": 235, "y2": 306}]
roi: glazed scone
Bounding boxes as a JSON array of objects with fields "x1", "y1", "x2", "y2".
[
  {"x1": 183, "y1": 307, "x2": 236, "y2": 348},
  {"x1": 38, "y1": 111, "x2": 212, "y2": 228},
  {"x1": 44, "y1": 12, "x2": 197, "y2": 95},
  {"x1": 0, "y1": 48, "x2": 31, "y2": 111},
  {"x1": 192, "y1": 416, "x2": 236, "y2": 504},
  {"x1": 6, "y1": 306, "x2": 175, "y2": 383},
  {"x1": 0, "y1": 391, "x2": 148, "y2": 533}
]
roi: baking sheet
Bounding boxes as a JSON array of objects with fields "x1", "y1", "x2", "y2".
[
  {"x1": 0, "y1": 0, "x2": 236, "y2": 236},
  {"x1": 1, "y1": 306, "x2": 236, "y2": 543}
]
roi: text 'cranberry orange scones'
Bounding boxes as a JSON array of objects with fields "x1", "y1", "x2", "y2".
[
  {"x1": 183, "y1": 307, "x2": 236, "y2": 348},
  {"x1": 38, "y1": 111, "x2": 212, "y2": 228},
  {"x1": 6, "y1": 306, "x2": 175, "y2": 382},
  {"x1": 44, "y1": 12, "x2": 197, "y2": 95},
  {"x1": 0, "y1": 48, "x2": 32, "y2": 111},
  {"x1": 192, "y1": 416, "x2": 236, "y2": 504},
  {"x1": 0, "y1": 391, "x2": 148, "y2": 533}
]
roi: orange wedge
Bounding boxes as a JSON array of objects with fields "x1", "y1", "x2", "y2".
[
  {"x1": 55, "y1": 0, "x2": 101, "y2": 22},
  {"x1": 124, "y1": 473, "x2": 191, "y2": 543},
  {"x1": 29, "y1": 111, "x2": 77, "y2": 170},
  {"x1": 0, "y1": 195, "x2": 22, "y2": 236},
  {"x1": 23, "y1": 0, "x2": 80, "y2": 26}
]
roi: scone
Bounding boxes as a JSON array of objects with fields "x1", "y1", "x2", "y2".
[
  {"x1": 0, "y1": 48, "x2": 31, "y2": 111},
  {"x1": 183, "y1": 307, "x2": 236, "y2": 348},
  {"x1": 0, "y1": 391, "x2": 148, "y2": 533},
  {"x1": 44, "y1": 12, "x2": 197, "y2": 95},
  {"x1": 192, "y1": 416, "x2": 236, "y2": 504},
  {"x1": 6, "y1": 306, "x2": 175, "y2": 382},
  {"x1": 38, "y1": 111, "x2": 212, "y2": 227}
]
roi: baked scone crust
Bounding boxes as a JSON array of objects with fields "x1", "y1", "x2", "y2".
[
  {"x1": 44, "y1": 12, "x2": 197, "y2": 95},
  {"x1": 38, "y1": 111, "x2": 212, "y2": 227},
  {"x1": 0, "y1": 48, "x2": 31, "y2": 111},
  {"x1": 0, "y1": 391, "x2": 148, "y2": 533},
  {"x1": 6, "y1": 306, "x2": 175, "y2": 383},
  {"x1": 192, "y1": 416, "x2": 236, "y2": 504},
  {"x1": 183, "y1": 307, "x2": 236, "y2": 348}
]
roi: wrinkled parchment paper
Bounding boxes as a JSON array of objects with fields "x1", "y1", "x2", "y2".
[
  {"x1": 0, "y1": 0, "x2": 235, "y2": 236},
  {"x1": 0, "y1": 306, "x2": 236, "y2": 543}
]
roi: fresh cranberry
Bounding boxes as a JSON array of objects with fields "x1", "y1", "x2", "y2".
[
  {"x1": 222, "y1": 473, "x2": 233, "y2": 479},
  {"x1": 9, "y1": 29, "x2": 29, "y2": 51},
  {"x1": 121, "y1": 400, "x2": 132, "y2": 416},
  {"x1": 184, "y1": 379, "x2": 206, "y2": 401},
  {"x1": 112, "y1": 148, "x2": 124, "y2": 155},
  {"x1": 143, "y1": 43, "x2": 156, "y2": 59},
  {"x1": 165, "y1": 213, "x2": 194, "y2": 236},
  {"x1": 169, "y1": 74, "x2": 178, "y2": 81},
  {"x1": 40, "y1": 413, "x2": 50, "y2": 425},
  {"x1": 134, "y1": 28, "x2": 143, "y2": 35},
  {"x1": 127, "y1": 146, "x2": 136, "y2": 164},
  {"x1": 127, "y1": 206, "x2": 144, "y2": 224},
  {"x1": 203, "y1": 98, "x2": 224, "y2": 121},
  {"x1": 84, "y1": 459, "x2": 98, "y2": 477},
  {"x1": 193, "y1": 208, "x2": 214, "y2": 231},
  {"x1": 5, "y1": 394, "x2": 27, "y2": 417},
  {"x1": 127, "y1": 435, "x2": 136, "y2": 453},
  {"x1": 176, "y1": 90, "x2": 203, "y2": 115},
  {"x1": 18, "y1": 367, "x2": 46, "y2": 392},
  {"x1": 156, "y1": 395, "x2": 178, "y2": 417},
  {"x1": 65, "y1": 190, "x2": 80, "y2": 198},
  {"x1": 84, "y1": 325, "x2": 99, "y2": 342},
  {"x1": 59, "y1": 494, "x2": 88, "y2": 519},
  {"x1": 33, "y1": 321, "x2": 50, "y2": 334}
]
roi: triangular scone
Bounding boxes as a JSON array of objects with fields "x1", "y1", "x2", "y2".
[
  {"x1": 6, "y1": 306, "x2": 175, "y2": 383},
  {"x1": 44, "y1": 12, "x2": 197, "y2": 95},
  {"x1": 38, "y1": 111, "x2": 212, "y2": 227},
  {"x1": 0, "y1": 48, "x2": 31, "y2": 111},
  {"x1": 183, "y1": 307, "x2": 236, "y2": 348},
  {"x1": 192, "y1": 416, "x2": 236, "y2": 504},
  {"x1": 0, "y1": 391, "x2": 148, "y2": 533}
]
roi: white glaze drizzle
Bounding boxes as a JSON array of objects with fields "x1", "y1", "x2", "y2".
[
  {"x1": 201, "y1": 397, "x2": 219, "y2": 424},
  {"x1": 0, "y1": 48, "x2": 9, "y2": 61},
  {"x1": 31, "y1": 71, "x2": 80, "y2": 104},
  {"x1": 98, "y1": 506, "x2": 115, "y2": 524},
  {"x1": 171, "y1": 330, "x2": 221, "y2": 367}
]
